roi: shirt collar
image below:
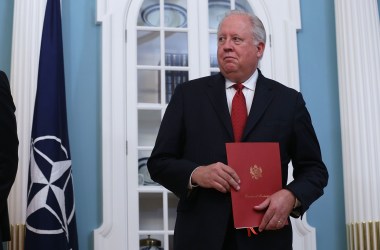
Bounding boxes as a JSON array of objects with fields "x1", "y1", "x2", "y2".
[{"x1": 225, "y1": 69, "x2": 258, "y2": 91}]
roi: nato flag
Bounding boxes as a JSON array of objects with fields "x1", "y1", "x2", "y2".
[{"x1": 25, "y1": 0, "x2": 79, "y2": 249}]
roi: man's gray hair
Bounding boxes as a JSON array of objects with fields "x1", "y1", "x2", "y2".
[{"x1": 217, "y1": 10, "x2": 267, "y2": 45}]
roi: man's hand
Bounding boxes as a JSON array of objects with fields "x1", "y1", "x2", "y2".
[
  {"x1": 254, "y1": 189, "x2": 296, "y2": 231},
  {"x1": 191, "y1": 162, "x2": 240, "y2": 193}
]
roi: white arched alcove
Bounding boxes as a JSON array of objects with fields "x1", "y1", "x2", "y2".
[{"x1": 94, "y1": 0, "x2": 317, "y2": 249}]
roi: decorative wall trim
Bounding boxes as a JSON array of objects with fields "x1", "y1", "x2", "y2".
[
  {"x1": 94, "y1": 0, "x2": 131, "y2": 249},
  {"x1": 291, "y1": 215, "x2": 317, "y2": 250}
]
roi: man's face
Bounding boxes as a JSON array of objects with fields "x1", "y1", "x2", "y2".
[{"x1": 217, "y1": 14, "x2": 265, "y2": 83}]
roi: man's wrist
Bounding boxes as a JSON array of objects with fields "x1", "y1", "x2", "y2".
[
  {"x1": 188, "y1": 167, "x2": 200, "y2": 189},
  {"x1": 290, "y1": 197, "x2": 302, "y2": 218}
]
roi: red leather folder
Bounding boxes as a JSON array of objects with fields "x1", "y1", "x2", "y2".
[{"x1": 226, "y1": 142, "x2": 282, "y2": 228}]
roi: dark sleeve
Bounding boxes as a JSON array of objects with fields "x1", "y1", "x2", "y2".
[
  {"x1": 147, "y1": 84, "x2": 198, "y2": 198},
  {"x1": 286, "y1": 92, "x2": 329, "y2": 216},
  {"x1": 0, "y1": 71, "x2": 19, "y2": 214}
]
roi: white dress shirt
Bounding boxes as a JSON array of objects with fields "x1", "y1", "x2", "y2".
[{"x1": 225, "y1": 69, "x2": 258, "y2": 115}]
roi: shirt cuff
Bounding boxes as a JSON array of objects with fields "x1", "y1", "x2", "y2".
[
  {"x1": 294, "y1": 198, "x2": 301, "y2": 209},
  {"x1": 188, "y1": 167, "x2": 200, "y2": 189}
]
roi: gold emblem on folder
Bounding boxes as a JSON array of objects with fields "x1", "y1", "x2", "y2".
[{"x1": 250, "y1": 165, "x2": 263, "y2": 180}]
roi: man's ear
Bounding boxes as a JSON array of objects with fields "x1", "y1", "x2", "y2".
[{"x1": 256, "y1": 42, "x2": 265, "y2": 58}]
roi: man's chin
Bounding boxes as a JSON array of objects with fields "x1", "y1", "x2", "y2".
[
  {"x1": 221, "y1": 65, "x2": 238, "y2": 74},
  {"x1": 220, "y1": 71, "x2": 243, "y2": 82}
]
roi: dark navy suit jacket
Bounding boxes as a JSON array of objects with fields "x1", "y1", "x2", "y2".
[
  {"x1": 0, "y1": 71, "x2": 18, "y2": 242},
  {"x1": 148, "y1": 70, "x2": 328, "y2": 250}
]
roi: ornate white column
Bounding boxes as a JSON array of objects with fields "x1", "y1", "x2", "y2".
[
  {"x1": 9, "y1": 0, "x2": 47, "y2": 225},
  {"x1": 334, "y1": 0, "x2": 380, "y2": 249}
]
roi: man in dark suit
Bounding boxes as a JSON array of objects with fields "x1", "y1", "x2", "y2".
[
  {"x1": 0, "y1": 70, "x2": 18, "y2": 249},
  {"x1": 148, "y1": 11, "x2": 328, "y2": 250}
]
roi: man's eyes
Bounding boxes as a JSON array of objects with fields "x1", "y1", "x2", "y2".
[
  {"x1": 218, "y1": 36, "x2": 243, "y2": 44},
  {"x1": 232, "y1": 37, "x2": 243, "y2": 43}
]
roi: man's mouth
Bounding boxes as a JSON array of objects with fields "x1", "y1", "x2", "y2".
[{"x1": 223, "y1": 56, "x2": 236, "y2": 61}]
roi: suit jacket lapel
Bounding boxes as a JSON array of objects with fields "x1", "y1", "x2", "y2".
[
  {"x1": 204, "y1": 74, "x2": 234, "y2": 140},
  {"x1": 242, "y1": 72, "x2": 275, "y2": 140}
]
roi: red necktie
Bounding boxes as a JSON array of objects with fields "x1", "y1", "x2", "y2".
[
  {"x1": 232, "y1": 84, "x2": 256, "y2": 236},
  {"x1": 231, "y1": 83, "x2": 247, "y2": 142}
]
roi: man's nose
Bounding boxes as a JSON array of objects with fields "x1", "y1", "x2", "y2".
[{"x1": 222, "y1": 39, "x2": 234, "y2": 51}]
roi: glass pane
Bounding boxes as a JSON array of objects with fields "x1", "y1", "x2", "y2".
[
  {"x1": 209, "y1": 0, "x2": 230, "y2": 29},
  {"x1": 138, "y1": 69, "x2": 161, "y2": 104},
  {"x1": 209, "y1": 33, "x2": 218, "y2": 68},
  {"x1": 165, "y1": 52, "x2": 188, "y2": 67},
  {"x1": 164, "y1": 0, "x2": 187, "y2": 28},
  {"x1": 140, "y1": 234, "x2": 165, "y2": 249},
  {"x1": 165, "y1": 32, "x2": 188, "y2": 58},
  {"x1": 168, "y1": 193, "x2": 179, "y2": 230},
  {"x1": 138, "y1": 110, "x2": 161, "y2": 146},
  {"x1": 138, "y1": 150, "x2": 156, "y2": 186},
  {"x1": 137, "y1": 30, "x2": 161, "y2": 66},
  {"x1": 208, "y1": 0, "x2": 254, "y2": 29},
  {"x1": 236, "y1": 0, "x2": 254, "y2": 13},
  {"x1": 138, "y1": 0, "x2": 161, "y2": 27},
  {"x1": 165, "y1": 71, "x2": 188, "y2": 103},
  {"x1": 139, "y1": 193, "x2": 163, "y2": 230}
]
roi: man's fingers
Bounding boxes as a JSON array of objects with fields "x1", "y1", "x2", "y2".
[
  {"x1": 254, "y1": 198, "x2": 270, "y2": 211},
  {"x1": 192, "y1": 162, "x2": 241, "y2": 192}
]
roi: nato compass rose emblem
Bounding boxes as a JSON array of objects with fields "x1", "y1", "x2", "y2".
[{"x1": 26, "y1": 135, "x2": 76, "y2": 242}]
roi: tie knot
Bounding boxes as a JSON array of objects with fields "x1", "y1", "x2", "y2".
[{"x1": 233, "y1": 83, "x2": 244, "y2": 91}]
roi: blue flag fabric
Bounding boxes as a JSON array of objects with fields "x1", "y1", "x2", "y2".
[{"x1": 25, "y1": 0, "x2": 79, "y2": 249}]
